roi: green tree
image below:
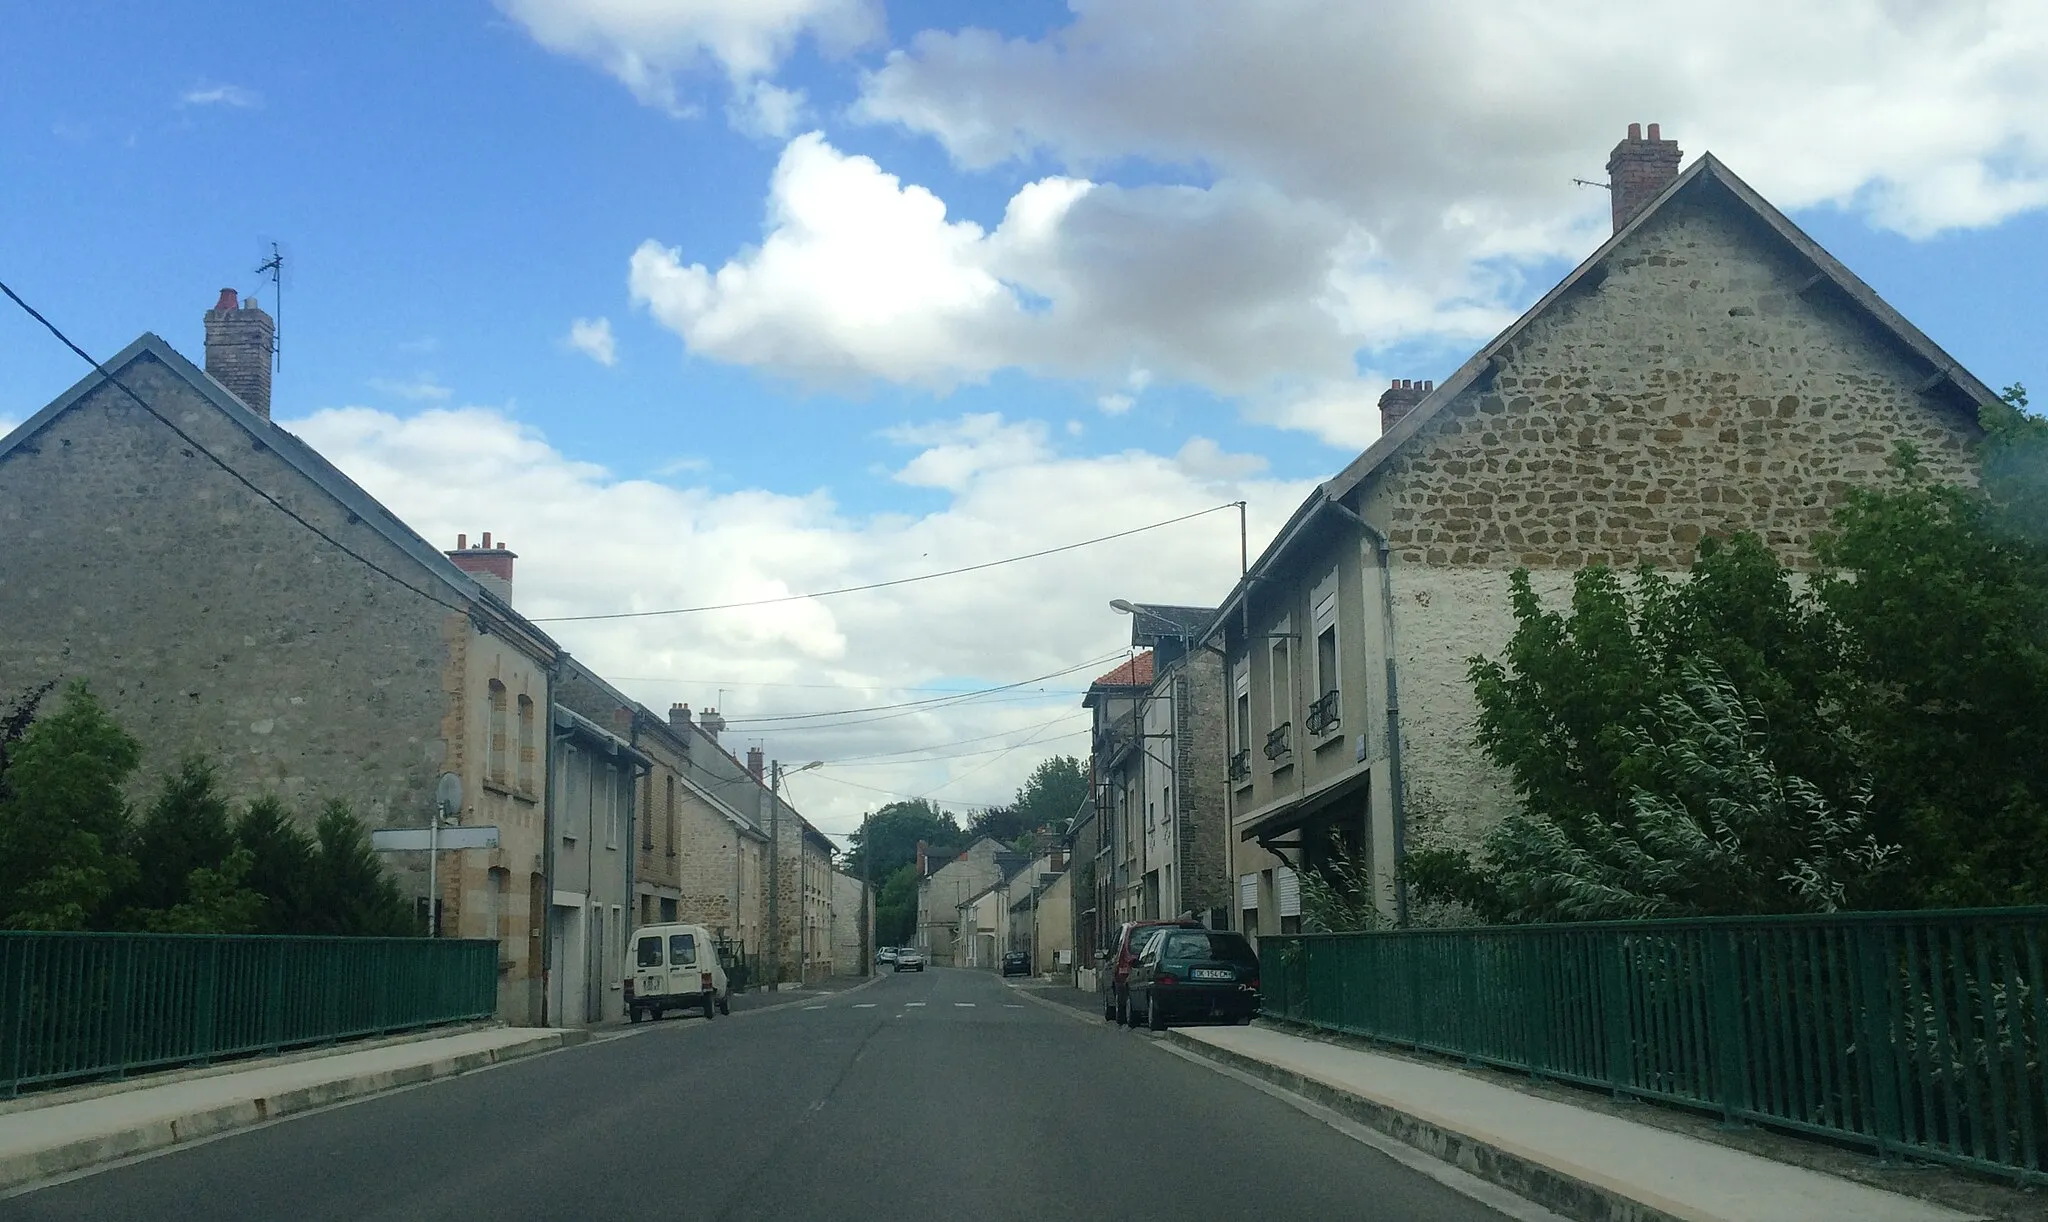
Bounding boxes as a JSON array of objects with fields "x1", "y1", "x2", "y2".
[
  {"x1": 307, "y1": 801, "x2": 415, "y2": 936},
  {"x1": 0, "y1": 682, "x2": 142, "y2": 929},
  {"x1": 1013, "y1": 755, "x2": 1088, "y2": 835},
  {"x1": 237, "y1": 795, "x2": 320, "y2": 934},
  {"x1": 1476, "y1": 660, "x2": 1895, "y2": 921},
  {"x1": 873, "y1": 863, "x2": 919, "y2": 946},
  {"x1": 120, "y1": 757, "x2": 241, "y2": 920},
  {"x1": 1813, "y1": 388, "x2": 2048, "y2": 904},
  {"x1": 144, "y1": 847, "x2": 265, "y2": 934},
  {"x1": 842, "y1": 799, "x2": 962, "y2": 880}
]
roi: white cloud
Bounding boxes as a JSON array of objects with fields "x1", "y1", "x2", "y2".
[
  {"x1": 283, "y1": 403, "x2": 1308, "y2": 833},
  {"x1": 496, "y1": 0, "x2": 877, "y2": 118},
  {"x1": 180, "y1": 83, "x2": 260, "y2": 109},
  {"x1": 566, "y1": 316, "x2": 618, "y2": 366},
  {"x1": 859, "y1": 0, "x2": 2048, "y2": 240},
  {"x1": 628, "y1": 132, "x2": 1399, "y2": 403},
  {"x1": 367, "y1": 374, "x2": 453, "y2": 402},
  {"x1": 729, "y1": 79, "x2": 807, "y2": 138},
  {"x1": 1096, "y1": 393, "x2": 1132, "y2": 415}
]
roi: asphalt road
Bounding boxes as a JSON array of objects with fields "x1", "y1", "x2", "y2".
[{"x1": 13, "y1": 968, "x2": 1523, "y2": 1221}]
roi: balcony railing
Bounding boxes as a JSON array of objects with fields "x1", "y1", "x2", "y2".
[
  {"x1": 1264, "y1": 722, "x2": 1292, "y2": 762},
  {"x1": 1228, "y1": 749, "x2": 1251, "y2": 783},
  {"x1": 1306, "y1": 689, "x2": 1341, "y2": 737}
]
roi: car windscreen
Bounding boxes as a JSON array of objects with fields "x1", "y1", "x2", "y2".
[
  {"x1": 1159, "y1": 931, "x2": 1258, "y2": 963},
  {"x1": 636, "y1": 936, "x2": 663, "y2": 968},
  {"x1": 669, "y1": 933, "x2": 697, "y2": 965}
]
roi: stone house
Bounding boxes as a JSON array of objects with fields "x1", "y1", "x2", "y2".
[
  {"x1": 827, "y1": 868, "x2": 866, "y2": 976},
  {"x1": 0, "y1": 298, "x2": 561, "y2": 1025},
  {"x1": 1065, "y1": 798, "x2": 1102, "y2": 967},
  {"x1": 1029, "y1": 865, "x2": 1073, "y2": 977},
  {"x1": 1205, "y1": 125, "x2": 1997, "y2": 933},
  {"x1": 1083, "y1": 610, "x2": 1233, "y2": 935},
  {"x1": 915, "y1": 837, "x2": 1023, "y2": 965}
]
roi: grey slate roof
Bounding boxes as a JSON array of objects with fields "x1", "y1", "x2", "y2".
[{"x1": 0, "y1": 334, "x2": 560, "y2": 657}]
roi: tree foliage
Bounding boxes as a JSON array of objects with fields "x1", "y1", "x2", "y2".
[
  {"x1": 842, "y1": 799, "x2": 961, "y2": 881},
  {"x1": 873, "y1": 863, "x2": 919, "y2": 946},
  {"x1": 1422, "y1": 384, "x2": 2048, "y2": 919},
  {"x1": 0, "y1": 682, "x2": 142, "y2": 929}
]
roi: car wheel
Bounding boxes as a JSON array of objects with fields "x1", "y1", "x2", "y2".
[
  {"x1": 703, "y1": 991, "x2": 717, "y2": 1020},
  {"x1": 1117, "y1": 994, "x2": 1131, "y2": 1027},
  {"x1": 1147, "y1": 993, "x2": 1167, "y2": 1032},
  {"x1": 1103, "y1": 996, "x2": 1117, "y2": 1021}
]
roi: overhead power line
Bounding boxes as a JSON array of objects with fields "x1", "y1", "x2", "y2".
[
  {"x1": 528, "y1": 503, "x2": 1240, "y2": 624},
  {"x1": 716, "y1": 652, "x2": 1124, "y2": 727}
]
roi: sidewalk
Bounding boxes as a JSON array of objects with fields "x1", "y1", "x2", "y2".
[
  {"x1": 0, "y1": 1026, "x2": 581, "y2": 1195},
  {"x1": 1166, "y1": 1023, "x2": 1981, "y2": 1222}
]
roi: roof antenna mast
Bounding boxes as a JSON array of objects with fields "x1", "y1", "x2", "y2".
[{"x1": 255, "y1": 241, "x2": 284, "y2": 371}]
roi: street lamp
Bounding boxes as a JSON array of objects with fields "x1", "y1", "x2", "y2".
[{"x1": 767, "y1": 759, "x2": 822, "y2": 989}]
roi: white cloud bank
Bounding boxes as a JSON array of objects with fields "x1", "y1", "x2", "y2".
[{"x1": 284, "y1": 402, "x2": 1308, "y2": 834}]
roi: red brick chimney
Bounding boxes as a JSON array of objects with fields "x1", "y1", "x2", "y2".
[
  {"x1": 1606, "y1": 122, "x2": 1682, "y2": 232},
  {"x1": 1378, "y1": 379, "x2": 1433, "y2": 435},
  {"x1": 746, "y1": 746, "x2": 765, "y2": 781},
  {"x1": 204, "y1": 288, "x2": 275, "y2": 419},
  {"x1": 445, "y1": 531, "x2": 516, "y2": 604},
  {"x1": 698, "y1": 708, "x2": 725, "y2": 745}
]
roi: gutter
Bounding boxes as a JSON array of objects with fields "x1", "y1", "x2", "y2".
[
  {"x1": 1326, "y1": 498, "x2": 1410, "y2": 926},
  {"x1": 540, "y1": 654, "x2": 565, "y2": 1028}
]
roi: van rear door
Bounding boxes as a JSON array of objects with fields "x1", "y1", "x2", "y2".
[
  {"x1": 634, "y1": 934, "x2": 666, "y2": 1002},
  {"x1": 667, "y1": 931, "x2": 700, "y2": 998}
]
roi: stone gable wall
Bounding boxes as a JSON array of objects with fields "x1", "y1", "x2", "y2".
[{"x1": 1369, "y1": 190, "x2": 1980, "y2": 573}]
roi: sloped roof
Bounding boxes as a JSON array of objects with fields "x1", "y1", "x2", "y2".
[
  {"x1": 1082, "y1": 652, "x2": 1154, "y2": 708},
  {"x1": 1121, "y1": 602, "x2": 1218, "y2": 647},
  {"x1": 0, "y1": 334, "x2": 559, "y2": 658},
  {"x1": 1207, "y1": 151, "x2": 2001, "y2": 637}
]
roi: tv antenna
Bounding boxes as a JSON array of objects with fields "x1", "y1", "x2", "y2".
[
  {"x1": 255, "y1": 241, "x2": 284, "y2": 370},
  {"x1": 1571, "y1": 178, "x2": 1611, "y2": 191}
]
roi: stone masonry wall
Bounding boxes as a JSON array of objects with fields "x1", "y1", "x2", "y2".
[
  {"x1": 0, "y1": 356, "x2": 457, "y2": 830},
  {"x1": 1171, "y1": 654, "x2": 1231, "y2": 922},
  {"x1": 1371, "y1": 190, "x2": 1979, "y2": 574},
  {"x1": 1357, "y1": 187, "x2": 1986, "y2": 858}
]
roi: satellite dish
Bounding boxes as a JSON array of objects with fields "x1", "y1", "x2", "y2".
[{"x1": 435, "y1": 772, "x2": 463, "y2": 819}]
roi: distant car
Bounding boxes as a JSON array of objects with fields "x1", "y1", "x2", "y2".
[
  {"x1": 877, "y1": 947, "x2": 899, "y2": 964},
  {"x1": 1001, "y1": 950, "x2": 1030, "y2": 977},
  {"x1": 1126, "y1": 928, "x2": 1261, "y2": 1031},
  {"x1": 1099, "y1": 918, "x2": 1203, "y2": 1025},
  {"x1": 894, "y1": 948, "x2": 926, "y2": 972}
]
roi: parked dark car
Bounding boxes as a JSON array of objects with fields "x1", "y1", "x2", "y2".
[
  {"x1": 1001, "y1": 950, "x2": 1030, "y2": 977},
  {"x1": 1098, "y1": 918, "x2": 1203, "y2": 1025},
  {"x1": 1126, "y1": 928, "x2": 1260, "y2": 1030}
]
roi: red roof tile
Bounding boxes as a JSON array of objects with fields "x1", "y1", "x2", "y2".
[{"x1": 1090, "y1": 652, "x2": 1154, "y2": 689}]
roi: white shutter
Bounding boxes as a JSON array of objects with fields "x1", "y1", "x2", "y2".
[
  {"x1": 1238, "y1": 873, "x2": 1259, "y2": 909},
  {"x1": 1312, "y1": 569, "x2": 1339, "y2": 633},
  {"x1": 1277, "y1": 867, "x2": 1302, "y2": 918}
]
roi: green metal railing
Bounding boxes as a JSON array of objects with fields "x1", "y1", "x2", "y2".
[
  {"x1": 0, "y1": 933, "x2": 499, "y2": 1097},
  {"x1": 1263, "y1": 908, "x2": 2048, "y2": 1181}
]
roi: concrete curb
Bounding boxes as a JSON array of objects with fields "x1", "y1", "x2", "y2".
[
  {"x1": 0, "y1": 1029, "x2": 589, "y2": 1196},
  {"x1": 1162, "y1": 1029, "x2": 1688, "y2": 1222}
]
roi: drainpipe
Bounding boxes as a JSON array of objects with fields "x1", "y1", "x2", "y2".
[
  {"x1": 1325, "y1": 498, "x2": 1410, "y2": 926},
  {"x1": 540, "y1": 654, "x2": 565, "y2": 1028}
]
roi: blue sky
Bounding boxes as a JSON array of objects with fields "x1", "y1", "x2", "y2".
[{"x1": 4, "y1": 1, "x2": 2044, "y2": 835}]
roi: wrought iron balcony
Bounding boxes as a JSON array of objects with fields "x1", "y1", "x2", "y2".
[
  {"x1": 1264, "y1": 722, "x2": 1291, "y2": 762},
  {"x1": 1306, "y1": 689, "x2": 1341, "y2": 737},
  {"x1": 1228, "y1": 749, "x2": 1251, "y2": 782}
]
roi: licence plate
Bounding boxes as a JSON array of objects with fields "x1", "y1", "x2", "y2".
[{"x1": 1191, "y1": 968, "x2": 1233, "y2": 981}]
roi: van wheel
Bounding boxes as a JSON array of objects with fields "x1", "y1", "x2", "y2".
[
  {"x1": 718, "y1": 993, "x2": 730, "y2": 1016},
  {"x1": 703, "y1": 991, "x2": 717, "y2": 1020},
  {"x1": 628, "y1": 1006, "x2": 643, "y2": 1024}
]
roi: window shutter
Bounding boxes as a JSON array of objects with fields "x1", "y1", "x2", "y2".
[
  {"x1": 1277, "y1": 867, "x2": 1302, "y2": 918},
  {"x1": 1239, "y1": 873, "x2": 1259, "y2": 909}
]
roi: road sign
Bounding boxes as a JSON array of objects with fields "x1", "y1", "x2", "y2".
[{"x1": 372, "y1": 825, "x2": 500, "y2": 852}]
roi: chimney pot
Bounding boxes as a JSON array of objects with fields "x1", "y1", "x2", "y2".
[
  {"x1": 481, "y1": 532, "x2": 492, "y2": 549},
  {"x1": 203, "y1": 289, "x2": 275, "y2": 419},
  {"x1": 445, "y1": 532, "x2": 516, "y2": 604},
  {"x1": 1378, "y1": 377, "x2": 1432, "y2": 436},
  {"x1": 1647, "y1": 122, "x2": 1660, "y2": 141},
  {"x1": 456, "y1": 533, "x2": 467, "y2": 550},
  {"x1": 1628, "y1": 122, "x2": 1642, "y2": 140}
]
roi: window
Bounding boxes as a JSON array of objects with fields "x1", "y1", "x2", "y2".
[
  {"x1": 637, "y1": 936, "x2": 663, "y2": 968},
  {"x1": 1147, "y1": 800, "x2": 1154, "y2": 830},
  {"x1": 1311, "y1": 570, "x2": 1341, "y2": 738},
  {"x1": 641, "y1": 772, "x2": 655, "y2": 850},
  {"x1": 516, "y1": 695, "x2": 535, "y2": 793},
  {"x1": 665, "y1": 777, "x2": 677, "y2": 857},
  {"x1": 488, "y1": 680, "x2": 509, "y2": 785},
  {"x1": 1269, "y1": 634, "x2": 1292, "y2": 731},
  {"x1": 1163, "y1": 785, "x2": 1172, "y2": 824},
  {"x1": 601, "y1": 764, "x2": 618, "y2": 848},
  {"x1": 560, "y1": 744, "x2": 582, "y2": 841}
]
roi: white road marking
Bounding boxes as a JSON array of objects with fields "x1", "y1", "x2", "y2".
[
  {"x1": 803, "y1": 1005, "x2": 826, "y2": 1011},
  {"x1": 905, "y1": 1002, "x2": 926, "y2": 1008},
  {"x1": 954, "y1": 1002, "x2": 975, "y2": 1008},
  {"x1": 1004, "y1": 1004, "x2": 1024, "y2": 1009},
  {"x1": 853, "y1": 1003, "x2": 877, "y2": 1009}
]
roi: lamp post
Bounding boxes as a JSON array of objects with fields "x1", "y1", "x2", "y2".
[{"x1": 767, "y1": 759, "x2": 822, "y2": 989}]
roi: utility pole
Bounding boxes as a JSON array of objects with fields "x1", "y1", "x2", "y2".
[{"x1": 767, "y1": 760, "x2": 783, "y2": 989}]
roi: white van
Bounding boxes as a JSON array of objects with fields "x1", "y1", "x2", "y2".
[{"x1": 624, "y1": 923, "x2": 730, "y2": 1022}]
